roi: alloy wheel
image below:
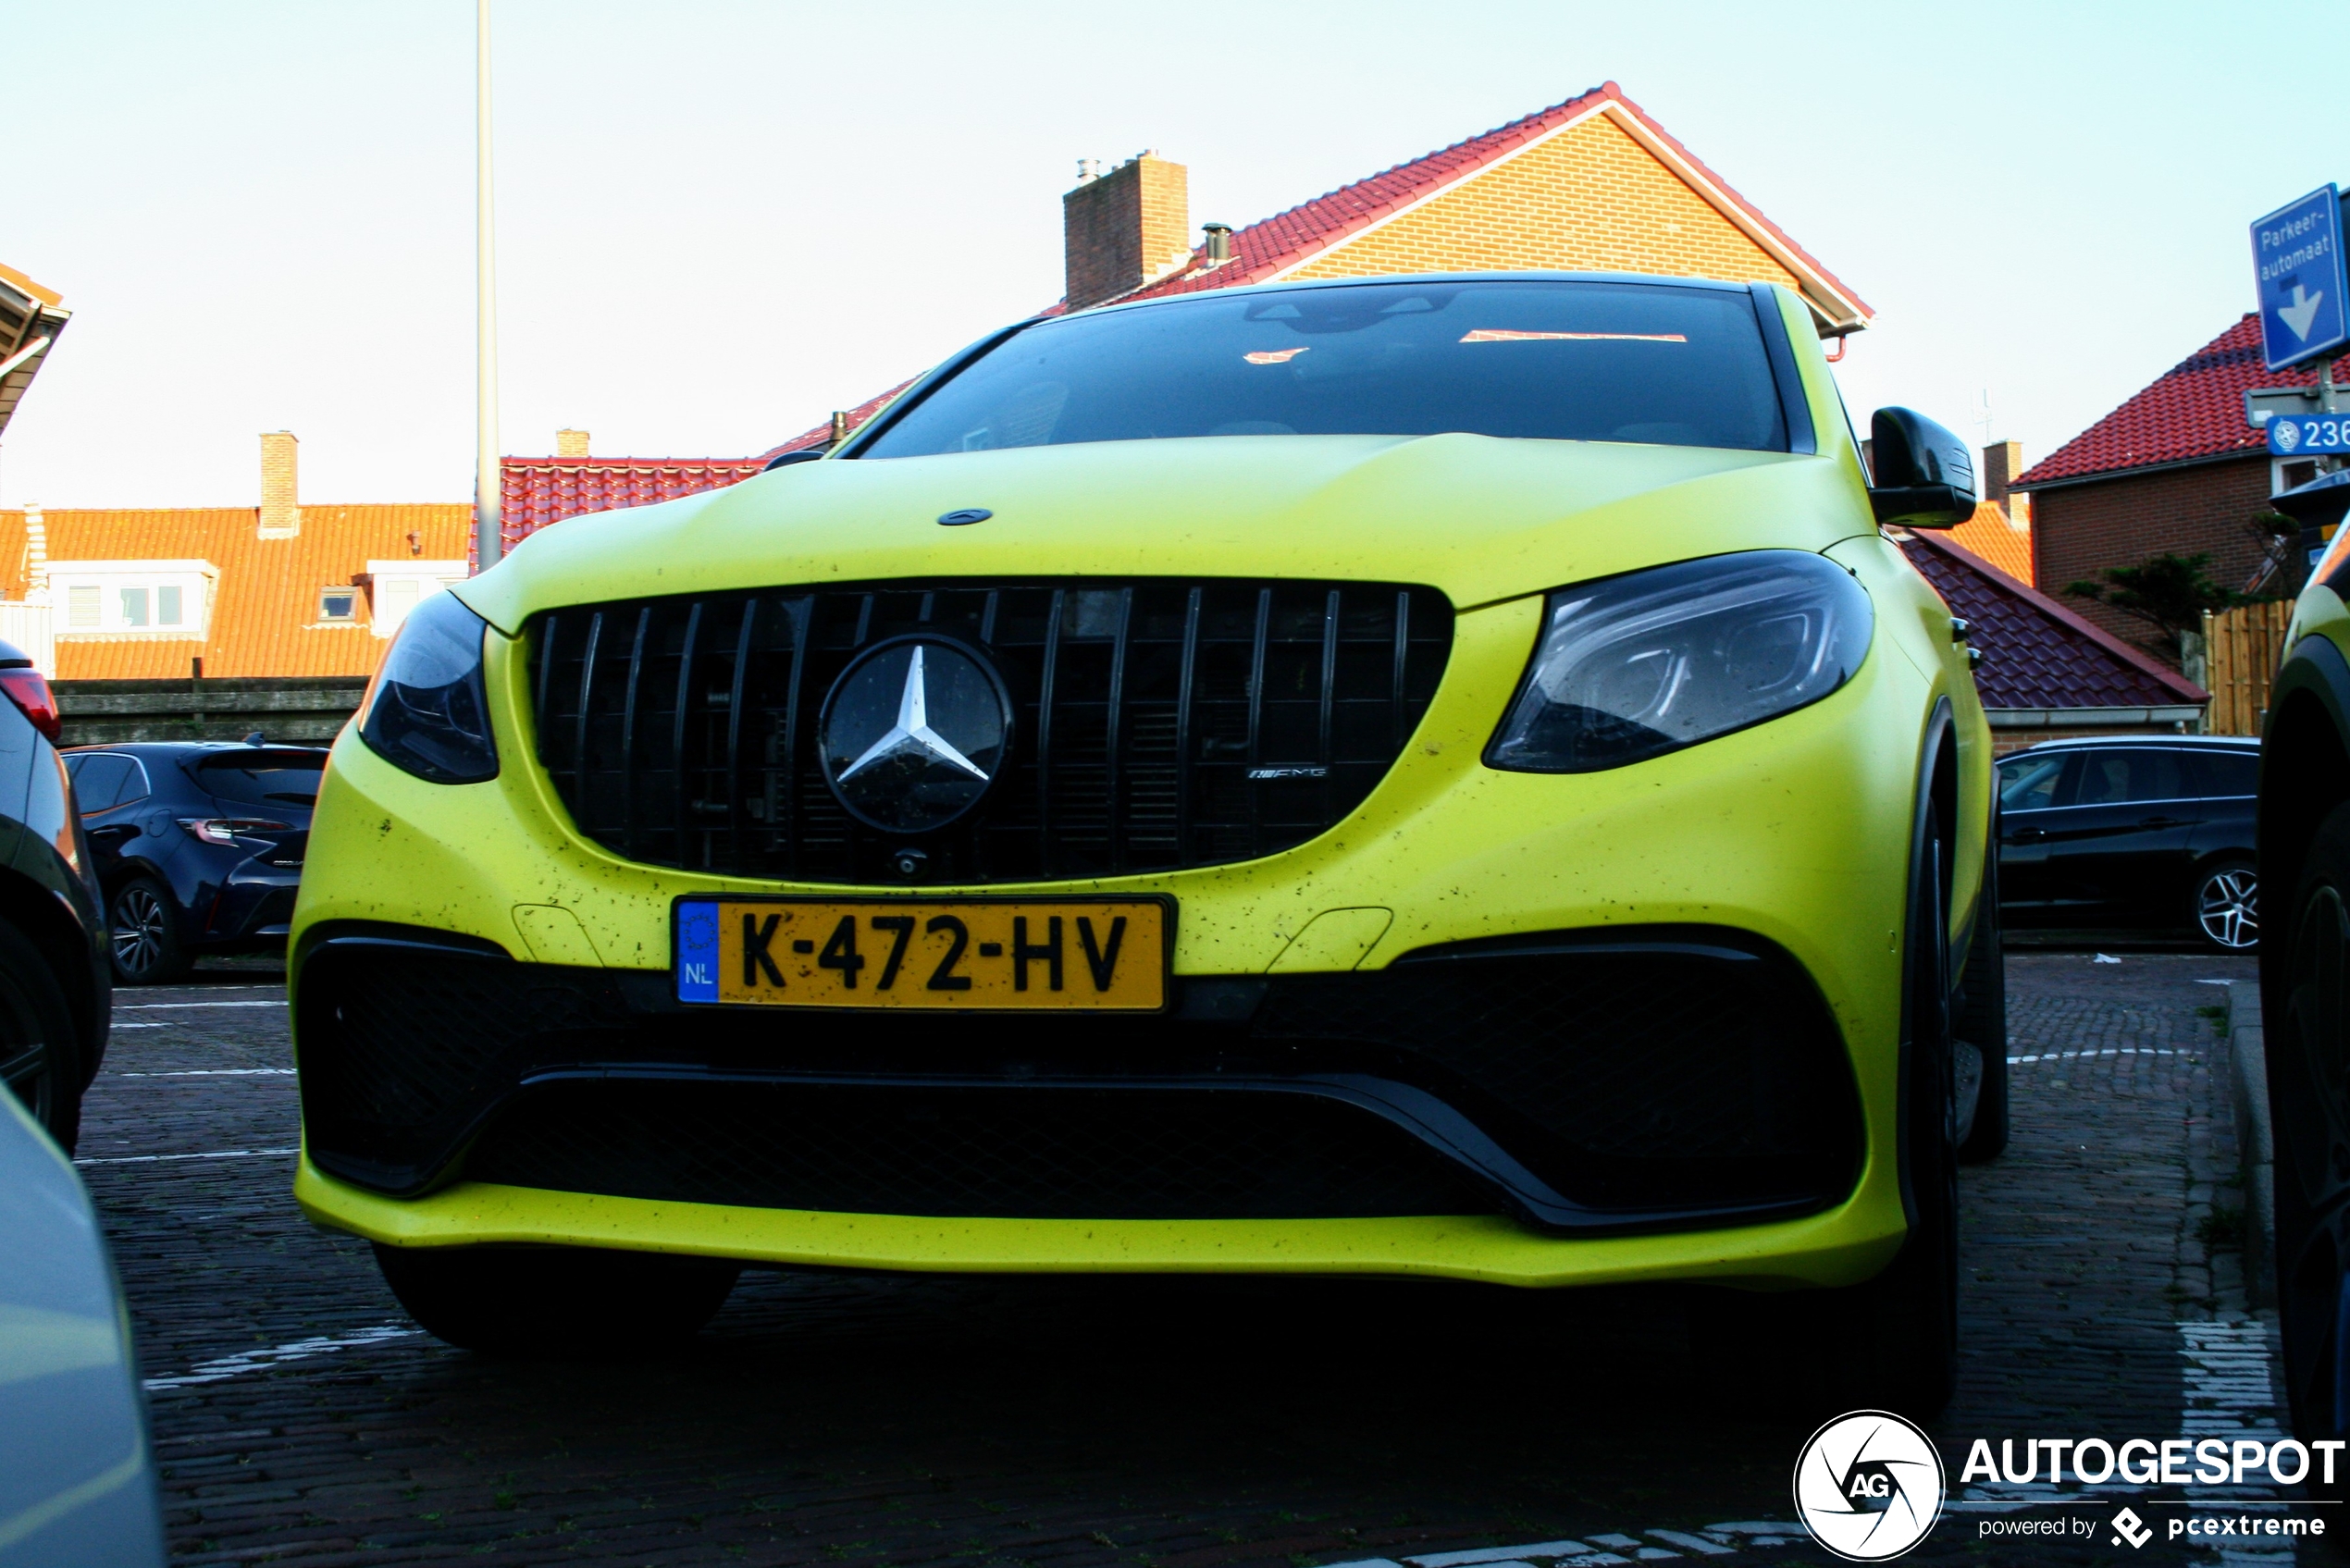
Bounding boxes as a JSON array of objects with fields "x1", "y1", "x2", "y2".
[
  {"x1": 112, "y1": 883, "x2": 168, "y2": 977},
  {"x1": 2199, "y1": 867, "x2": 2260, "y2": 950}
]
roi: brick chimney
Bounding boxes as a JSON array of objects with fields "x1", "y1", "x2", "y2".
[
  {"x1": 556, "y1": 428, "x2": 589, "y2": 458},
  {"x1": 259, "y1": 430, "x2": 300, "y2": 538},
  {"x1": 1981, "y1": 439, "x2": 2022, "y2": 524},
  {"x1": 1063, "y1": 152, "x2": 1193, "y2": 312}
]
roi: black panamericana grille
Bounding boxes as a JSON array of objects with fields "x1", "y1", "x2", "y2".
[{"x1": 527, "y1": 580, "x2": 1452, "y2": 884}]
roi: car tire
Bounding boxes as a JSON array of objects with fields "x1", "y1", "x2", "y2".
[
  {"x1": 0, "y1": 917, "x2": 85, "y2": 1153},
  {"x1": 373, "y1": 1243, "x2": 741, "y2": 1357},
  {"x1": 1957, "y1": 833, "x2": 2010, "y2": 1164},
  {"x1": 108, "y1": 876, "x2": 191, "y2": 985},
  {"x1": 2195, "y1": 858, "x2": 2259, "y2": 953},
  {"x1": 2270, "y1": 805, "x2": 2350, "y2": 1490}
]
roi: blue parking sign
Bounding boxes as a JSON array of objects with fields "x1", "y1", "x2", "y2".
[{"x1": 2252, "y1": 186, "x2": 2350, "y2": 371}]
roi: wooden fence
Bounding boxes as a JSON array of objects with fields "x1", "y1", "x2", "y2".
[
  {"x1": 2202, "y1": 599, "x2": 2297, "y2": 736},
  {"x1": 53, "y1": 675, "x2": 369, "y2": 748}
]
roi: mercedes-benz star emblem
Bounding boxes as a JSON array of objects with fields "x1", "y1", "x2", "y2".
[{"x1": 818, "y1": 636, "x2": 1012, "y2": 833}]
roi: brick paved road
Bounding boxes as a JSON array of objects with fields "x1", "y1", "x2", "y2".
[{"x1": 74, "y1": 951, "x2": 2279, "y2": 1567}]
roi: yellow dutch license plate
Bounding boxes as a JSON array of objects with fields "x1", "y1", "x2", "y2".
[{"x1": 673, "y1": 896, "x2": 1170, "y2": 1011}]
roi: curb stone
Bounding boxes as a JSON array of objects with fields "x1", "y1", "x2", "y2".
[{"x1": 2229, "y1": 980, "x2": 2277, "y2": 1309}]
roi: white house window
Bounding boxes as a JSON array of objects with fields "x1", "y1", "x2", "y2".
[
  {"x1": 48, "y1": 561, "x2": 216, "y2": 637},
  {"x1": 363, "y1": 561, "x2": 470, "y2": 638},
  {"x1": 318, "y1": 588, "x2": 360, "y2": 623}
]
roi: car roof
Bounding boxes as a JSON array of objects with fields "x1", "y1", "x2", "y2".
[
  {"x1": 2000, "y1": 735, "x2": 2257, "y2": 759},
  {"x1": 61, "y1": 741, "x2": 328, "y2": 757}
]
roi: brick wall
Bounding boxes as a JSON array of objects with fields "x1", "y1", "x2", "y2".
[
  {"x1": 1287, "y1": 114, "x2": 1805, "y2": 288},
  {"x1": 1065, "y1": 155, "x2": 1193, "y2": 311},
  {"x1": 258, "y1": 432, "x2": 300, "y2": 539},
  {"x1": 2029, "y1": 456, "x2": 2275, "y2": 657}
]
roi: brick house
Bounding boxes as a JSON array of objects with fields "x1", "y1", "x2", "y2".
[
  {"x1": 501, "y1": 80, "x2": 1874, "y2": 543},
  {"x1": 2010, "y1": 315, "x2": 2345, "y2": 653}
]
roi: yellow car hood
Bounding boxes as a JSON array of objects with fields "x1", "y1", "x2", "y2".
[{"x1": 456, "y1": 432, "x2": 1872, "y2": 632}]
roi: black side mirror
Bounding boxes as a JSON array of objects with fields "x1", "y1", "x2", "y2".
[
  {"x1": 763, "y1": 448, "x2": 827, "y2": 472},
  {"x1": 1867, "y1": 407, "x2": 1976, "y2": 529}
]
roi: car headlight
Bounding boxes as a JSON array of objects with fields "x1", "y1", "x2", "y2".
[
  {"x1": 358, "y1": 590, "x2": 500, "y2": 784},
  {"x1": 1485, "y1": 549, "x2": 1873, "y2": 773}
]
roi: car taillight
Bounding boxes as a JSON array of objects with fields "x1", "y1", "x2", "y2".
[
  {"x1": 179, "y1": 818, "x2": 292, "y2": 846},
  {"x1": 0, "y1": 666, "x2": 60, "y2": 743}
]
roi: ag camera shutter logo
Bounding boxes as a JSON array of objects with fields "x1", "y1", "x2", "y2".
[{"x1": 1793, "y1": 1410, "x2": 1946, "y2": 1561}]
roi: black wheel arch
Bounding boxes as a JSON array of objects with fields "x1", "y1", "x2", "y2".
[{"x1": 1896, "y1": 698, "x2": 1961, "y2": 1232}]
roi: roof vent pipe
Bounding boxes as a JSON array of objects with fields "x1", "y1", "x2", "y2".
[{"x1": 1202, "y1": 223, "x2": 1232, "y2": 265}]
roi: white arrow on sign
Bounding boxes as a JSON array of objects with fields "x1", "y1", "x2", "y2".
[{"x1": 2282, "y1": 283, "x2": 2327, "y2": 341}]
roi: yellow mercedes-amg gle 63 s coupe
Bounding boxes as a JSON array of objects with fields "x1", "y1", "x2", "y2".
[{"x1": 292, "y1": 272, "x2": 1998, "y2": 1414}]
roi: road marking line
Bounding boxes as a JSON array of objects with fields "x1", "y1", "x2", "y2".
[
  {"x1": 142, "y1": 1325, "x2": 420, "y2": 1391},
  {"x1": 2007, "y1": 1047, "x2": 2183, "y2": 1064},
  {"x1": 1646, "y1": 1534, "x2": 1732, "y2": 1556},
  {"x1": 115, "y1": 1001, "x2": 286, "y2": 1010},
  {"x1": 75, "y1": 1147, "x2": 298, "y2": 1166},
  {"x1": 116, "y1": 1068, "x2": 295, "y2": 1077}
]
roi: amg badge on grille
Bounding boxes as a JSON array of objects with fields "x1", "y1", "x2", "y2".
[{"x1": 818, "y1": 636, "x2": 1015, "y2": 833}]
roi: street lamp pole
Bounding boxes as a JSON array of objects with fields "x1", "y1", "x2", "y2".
[{"x1": 474, "y1": 0, "x2": 501, "y2": 570}]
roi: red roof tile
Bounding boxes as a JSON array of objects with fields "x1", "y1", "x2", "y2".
[
  {"x1": 497, "y1": 456, "x2": 770, "y2": 555},
  {"x1": 1897, "y1": 530, "x2": 2206, "y2": 710},
  {"x1": 1119, "y1": 82, "x2": 1869, "y2": 322},
  {"x1": 0, "y1": 504, "x2": 471, "y2": 678},
  {"x1": 1945, "y1": 500, "x2": 2034, "y2": 585},
  {"x1": 2014, "y1": 314, "x2": 2350, "y2": 489}
]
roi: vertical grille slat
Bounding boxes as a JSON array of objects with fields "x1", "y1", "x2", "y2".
[
  {"x1": 669, "y1": 602, "x2": 702, "y2": 865},
  {"x1": 1034, "y1": 587, "x2": 1065, "y2": 879},
  {"x1": 780, "y1": 595, "x2": 814, "y2": 879},
  {"x1": 528, "y1": 578, "x2": 1450, "y2": 885},
  {"x1": 724, "y1": 599, "x2": 758, "y2": 870},
  {"x1": 1104, "y1": 586, "x2": 1133, "y2": 875},
  {"x1": 618, "y1": 607, "x2": 652, "y2": 862}
]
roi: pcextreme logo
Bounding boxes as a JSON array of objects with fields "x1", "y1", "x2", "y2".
[{"x1": 1793, "y1": 1411, "x2": 1946, "y2": 1562}]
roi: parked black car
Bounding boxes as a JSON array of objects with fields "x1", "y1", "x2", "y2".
[
  {"x1": 64, "y1": 739, "x2": 325, "y2": 984},
  {"x1": 1995, "y1": 734, "x2": 2258, "y2": 950},
  {"x1": 0, "y1": 641, "x2": 113, "y2": 1152}
]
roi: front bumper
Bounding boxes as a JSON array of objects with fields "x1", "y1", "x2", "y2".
[{"x1": 291, "y1": 588, "x2": 1949, "y2": 1289}]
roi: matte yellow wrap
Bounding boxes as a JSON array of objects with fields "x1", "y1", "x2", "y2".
[{"x1": 292, "y1": 279, "x2": 1991, "y2": 1290}]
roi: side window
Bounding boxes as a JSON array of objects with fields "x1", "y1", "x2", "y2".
[
  {"x1": 2194, "y1": 750, "x2": 2260, "y2": 797},
  {"x1": 71, "y1": 754, "x2": 132, "y2": 814},
  {"x1": 116, "y1": 757, "x2": 154, "y2": 808},
  {"x1": 1998, "y1": 753, "x2": 2069, "y2": 812},
  {"x1": 2072, "y1": 748, "x2": 2192, "y2": 807}
]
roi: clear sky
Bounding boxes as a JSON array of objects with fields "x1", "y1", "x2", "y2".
[{"x1": 3, "y1": 1, "x2": 2331, "y2": 509}]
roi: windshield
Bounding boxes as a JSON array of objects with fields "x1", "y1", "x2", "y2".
[{"x1": 859, "y1": 279, "x2": 1792, "y2": 459}]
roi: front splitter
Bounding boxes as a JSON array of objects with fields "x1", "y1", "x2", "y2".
[{"x1": 294, "y1": 1152, "x2": 1902, "y2": 1290}]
